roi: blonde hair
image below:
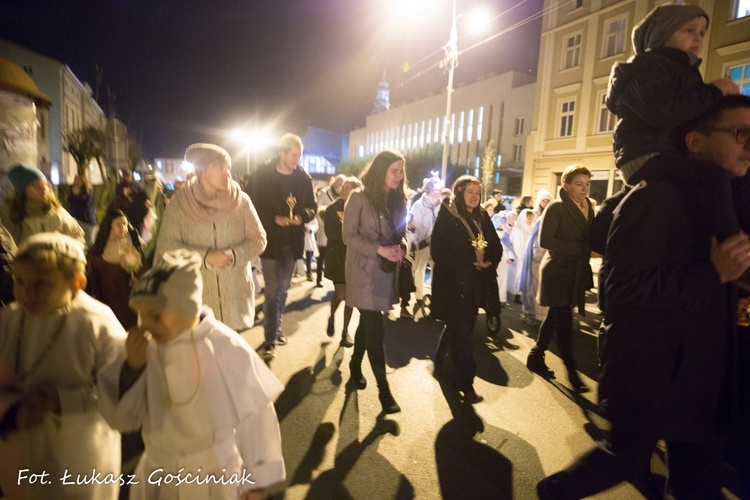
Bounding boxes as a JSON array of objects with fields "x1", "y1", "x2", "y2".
[
  {"x1": 561, "y1": 164, "x2": 592, "y2": 184},
  {"x1": 279, "y1": 133, "x2": 303, "y2": 152},
  {"x1": 14, "y1": 248, "x2": 85, "y2": 280}
]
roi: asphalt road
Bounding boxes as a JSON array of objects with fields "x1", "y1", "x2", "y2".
[{"x1": 241, "y1": 272, "x2": 648, "y2": 500}]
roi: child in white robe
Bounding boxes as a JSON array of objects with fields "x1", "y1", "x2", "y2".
[
  {"x1": 99, "y1": 249, "x2": 285, "y2": 500},
  {"x1": 0, "y1": 232, "x2": 124, "y2": 500}
]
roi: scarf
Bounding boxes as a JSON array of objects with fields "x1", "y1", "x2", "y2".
[
  {"x1": 102, "y1": 229, "x2": 142, "y2": 274},
  {"x1": 175, "y1": 176, "x2": 243, "y2": 224}
]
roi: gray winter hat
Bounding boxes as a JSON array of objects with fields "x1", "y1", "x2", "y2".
[
  {"x1": 632, "y1": 3, "x2": 709, "y2": 55},
  {"x1": 184, "y1": 143, "x2": 231, "y2": 175},
  {"x1": 130, "y1": 250, "x2": 203, "y2": 319}
]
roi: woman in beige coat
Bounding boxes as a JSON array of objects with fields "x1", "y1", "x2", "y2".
[
  {"x1": 343, "y1": 150, "x2": 407, "y2": 415},
  {"x1": 526, "y1": 164, "x2": 594, "y2": 393},
  {"x1": 156, "y1": 143, "x2": 266, "y2": 331}
]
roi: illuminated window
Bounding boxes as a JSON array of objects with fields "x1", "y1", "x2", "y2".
[
  {"x1": 728, "y1": 61, "x2": 750, "y2": 96},
  {"x1": 603, "y1": 16, "x2": 627, "y2": 58},
  {"x1": 401, "y1": 125, "x2": 406, "y2": 150},
  {"x1": 450, "y1": 113, "x2": 456, "y2": 145},
  {"x1": 477, "y1": 107, "x2": 484, "y2": 141},
  {"x1": 734, "y1": 0, "x2": 750, "y2": 19},
  {"x1": 597, "y1": 91, "x2": 616, "y2": 133},
  {"x1": 434, "y1": 117, "x2": 441, "y2": 143},
  {"x1": 559, "y1": 99, "x2": 576, "y2": 137},
  {"x1": 358, "y1": 145, "x2": 364, "y2": 158},
  {"x1": 467, "y1": 109, "x2": 474, "y2": 142},
  {"x1": 426, "y1": 119, "x2": 432, "y2": 144},
  {"x1": 420, "y1": 120, "x2": 425, "y2": 148},
  {"x1": 457, "y1": 111, "x2": 465, "y2": 143},
  {"x1": 412, "y1": 122, "x2": 418, "y2": 149},
  {"x1": 563, "y1": 33, "x2": 582, "y2": 69}
]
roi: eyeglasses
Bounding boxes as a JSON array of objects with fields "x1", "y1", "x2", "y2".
[{"x1": 707, "y1": 127, "x2": 750, "y2": 144}]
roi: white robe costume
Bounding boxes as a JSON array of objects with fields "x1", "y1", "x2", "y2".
[
  {"x1": 0, "y1": 291, "x2": 125, "y2": 500},
  {"x1": 98, "y1": 308, "x2": 285, "y2": 499}
]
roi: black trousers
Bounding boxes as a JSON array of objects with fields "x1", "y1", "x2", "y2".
[
  {"x1": 437, "y1": 317, "x2": 477, "y2": 391},
  {"x1": 351, "y1": 309, "x2": 389, "y2": 388},
  {"x1": 540, "y1": 430, "x2": 724, "y2": 499},
  {"x1": 316, "y1": 246, "x2": 326, "y2": 284},
  {"x1": 536, "y1": 305, "x2": 574, "y2": 365}
]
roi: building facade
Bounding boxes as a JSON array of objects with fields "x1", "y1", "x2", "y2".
[
  {"x1": 523, "y1": 0, "x2": 750, "y2": 204},
  {"x1": 0, "y1": 38, "x2": 106, "y2": 185},
  {"x1": 349, "y1": 71, "x2": 536, "y2": 196}
]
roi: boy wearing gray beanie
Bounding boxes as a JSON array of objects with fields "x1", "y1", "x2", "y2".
[
  {"x1": 604, "y1": 2, "x2": 742, "y2": 243},
  {"x1": 98, "y1": 249, "x2": 286, "y2": 499},
  {"x1": 607, "y1": 3, "x2": 738, "y2": 182}
]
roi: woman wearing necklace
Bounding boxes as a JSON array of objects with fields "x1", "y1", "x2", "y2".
[
  {"x1": 526, "y1": 164, "x2": 594, "y2": 393},
  {"x1": 343, "y1": 150, "x2": 407, "y2": 415},
  {"x1": 431, "y1": 175, "x2": 502, "y2": 404}
]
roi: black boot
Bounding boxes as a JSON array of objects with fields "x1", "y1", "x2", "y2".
[
  {"x1": 349, "y1": 359, "x2": 366, "y2": 390},
  {"x1": 378, "y1": 386, "x2": 401, "y2": 414},
  {"x1": 527, "y1": 347, "x2": 555, "y2": 378},
  {"x1": 566, "y1": 367, "x2": 590, "y2": 393}
]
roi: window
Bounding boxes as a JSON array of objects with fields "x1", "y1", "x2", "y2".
[
  {"x1": 450, "y1": 113, "x2": 456, "y2": 144},
  {"x1": 457, "y1": 111, "x2": 465, "y2": 143},
  {"x1": 514, "y1": 117, "x2": 525, "y2": 136},
  {"x1": 728, "y1": 62, "x2": 750, "y2": 96},
  {"x1": 603, "y1": 16, "x2": 627, "y2": 58},
  {"x1": 559, "y1": 99, "x2": 576, "y2": 137},
  {"x1": 476, "y1": 107, "x2": 484, "y2": 141},
  {"x1": 597, "y1": 92, "x2": 616, "y2": 133},
  {"x1": 426, "y1": 119, "x2": 432, "y2": 144},
  {"x1": 563, "y1": 33, "x2": 582, "y2": 69},
  {"x1": 467, "y1": 109, "x2": 474, "y2": 143},
  {"x1": 734, "y1": 0, "x2": 750, "y2": 19},
  {"x1": 512, "y1": 144, "x2": 523, "y2": 162},
  {"x1": 575, "y1": 0, "x2": 583, "y2": 8},
  {"x1": 419, "y1": 120, "x2": 425, "y2": 148},
  {"x1": 434, "y1": 117, "x2": 441, "y2": 143}
]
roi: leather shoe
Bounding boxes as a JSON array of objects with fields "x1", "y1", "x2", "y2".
[
  {"x1": 326, "y1": 316, "x2": 335, "y2": 337},
  {"x1": 340, "y1": 333, "x2": 353, "y2": 348},
  {"x1": 462, "y1": 389, "x2": 484, "y2": 404}
]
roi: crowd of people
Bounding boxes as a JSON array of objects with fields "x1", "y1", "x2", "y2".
[{"x1": 0, "y1": 4, "x2": 749, "y2": 498}]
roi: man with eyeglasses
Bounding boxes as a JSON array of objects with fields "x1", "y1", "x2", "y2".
[{"x1": 538, "y1": 95, "x2": 750, "y2": 498}]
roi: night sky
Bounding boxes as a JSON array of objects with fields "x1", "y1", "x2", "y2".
[{"x1": 0, "y1": 0, "x2": 543, "y2": 159}]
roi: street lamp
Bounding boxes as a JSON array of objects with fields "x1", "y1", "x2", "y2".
[
  {"x1": 231, "y1": 127, "x2": 272, "y2": 176},
  {"x1": 439, "y1": 2, "x2": 487, "y2": 183}
]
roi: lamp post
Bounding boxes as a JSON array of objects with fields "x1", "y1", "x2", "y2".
[{"x1": 440, "y1": 0, "x2": 459, "y2": 183}]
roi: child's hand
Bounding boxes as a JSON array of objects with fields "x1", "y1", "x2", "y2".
[
  {"x1": 126, "y1": 326, "x2": 150, "y2": 370},
  {"x1": 30, "y1": 383, "x2": 60, "y2": 414},
  {"x1": 709, "y1": 76, "x2": 740, "y2": 96}
]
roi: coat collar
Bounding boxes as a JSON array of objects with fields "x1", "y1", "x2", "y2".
[{"x1": 558, "y1": 187, "x2": 592, "y2": 234}]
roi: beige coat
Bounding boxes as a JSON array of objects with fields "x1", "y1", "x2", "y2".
[{"x1": 156, "y1": 192, "x2": 266, "y2": 330}]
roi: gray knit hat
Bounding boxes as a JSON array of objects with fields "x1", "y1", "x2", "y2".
[
  {"x1": 632, "y1": 3, "x2": 709, "y2": 55},
  {"x1": 130, "y1": 250, "x2": 203, "y2": 319},
  {"x1": 184, "y1": 143, "x2": 231, "y2": 175},
  {"x1": 16, "y1": 232, "x2": 86, "y2": 264}
]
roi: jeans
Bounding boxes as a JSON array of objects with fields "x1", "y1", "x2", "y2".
[{"x1": 261, "y1": 245, "x2": 296, "y2": 344}]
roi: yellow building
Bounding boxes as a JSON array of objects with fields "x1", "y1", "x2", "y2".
[{"x1": 523, "y1": 0, "x2": 750, "y2": 204}]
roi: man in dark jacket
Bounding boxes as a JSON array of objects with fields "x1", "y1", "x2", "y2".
[
  {"x1": 249, "y1": 133, "x2": 316, "y2": 359},
  {"x1": 537, "y1": 96, "x2": 750, "y2": 499}
]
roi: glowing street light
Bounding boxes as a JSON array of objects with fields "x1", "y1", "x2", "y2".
[
  {"x1": 230, "y1": 127, "x2": 272, "y2": 175},
  {"x1": 439, "y1": 1, "x2": 487, "y2": 183}
]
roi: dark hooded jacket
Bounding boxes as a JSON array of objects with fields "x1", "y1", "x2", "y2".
[{"x1": 606, "y1": 47, "x2": 723, "y2": 172}]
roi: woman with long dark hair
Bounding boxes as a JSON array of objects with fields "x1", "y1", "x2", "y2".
[
  {"x1": 343, "y1": 150, "x2": 407, "y2": 414},
  {"x1": 431, "y1": 175, "x2": 502, "y2": 403}
]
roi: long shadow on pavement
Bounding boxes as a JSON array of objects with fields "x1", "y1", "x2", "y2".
[
  {"x1": 269, "y1": 345, "x2": 345, "y2": 498},
  {"x1": 383, "y1": 317, "x2": 443, "y2": 368}
]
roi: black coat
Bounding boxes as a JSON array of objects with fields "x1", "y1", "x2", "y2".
[
  {"x1": 606, "y1": 48, "x2": 724, "y2": 172},
  {"x1": 431, "y1": 202, "x2": 502, "y2": 322},
  {"x1": 248, "y1": 163, "x2": 317, "y2": 260},
  {"x1": 600, "y1": 167, "x2": 731, "y2": 440}
]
